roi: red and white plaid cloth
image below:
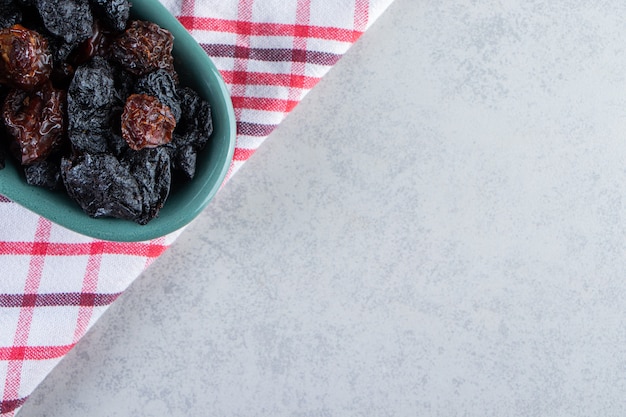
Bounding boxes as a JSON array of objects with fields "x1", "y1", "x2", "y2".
[{"x1": 0, "y1": 0, "x2": 394, "y2": 414}]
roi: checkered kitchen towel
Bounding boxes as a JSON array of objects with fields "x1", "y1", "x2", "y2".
[{"x1": 0, "y1": 0, "x2": 394, "y2": 414}]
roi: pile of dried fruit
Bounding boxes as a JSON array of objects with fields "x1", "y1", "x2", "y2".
[{"x1": 0, "y1": 0, "x2": 213, "y2": 224}]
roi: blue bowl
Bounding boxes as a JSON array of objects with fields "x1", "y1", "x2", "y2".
[{"x1": 0, "y1": 0, "x2": 236, "y2": 242}]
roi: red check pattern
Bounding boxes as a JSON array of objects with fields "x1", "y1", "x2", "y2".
[{"x1": 0, "y1": 0, "x2": 394, "y2": 414}]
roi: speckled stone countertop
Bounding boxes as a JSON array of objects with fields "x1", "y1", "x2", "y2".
[{"x1": 18, "y1": 0, "x2": 626, "y2": 415}]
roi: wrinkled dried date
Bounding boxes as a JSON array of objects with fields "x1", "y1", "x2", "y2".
[
  {"x1": 121, "y1": 93, "x2": 176, "y2": 151},
  {"x1": 67, "y1": 56, "x2": 119, "y2": 152},
  {"x1": 24, "y1": 158, "x2": 62, "y2": 190},
  {"x1": 36, "y1": 0, "x2": 93, "y2": 45},
  {"x1": 89, "y1": 0, "x2": 130, "y2": 32},
  {"x1": 0, "y1": 0, "x2": 22, "y2": 30},
  {"x1": 0, "y1": 24, "x2": 52, "y2": 90},
  {"x1": 121, "y1": 147, "x2": 171, "y2": 225},
  {"x1": 111, "y1": 20, "x2": 175, "y2": 76},
  {"x1": 61, "y1": 152, "x2": 143, "y2": 220},
  {"x1": 2, "y1": 82, "x2": 65, "y2": 164}
]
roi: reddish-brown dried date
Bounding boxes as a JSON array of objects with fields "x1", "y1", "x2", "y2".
[
  {"x1": 111, "y1": 20, "x2": 175, "y2": 76},
  {"x1": 2, "y1": 82, "x2": 66, "y2": 165},
  {"x1": 121, "y1": 93, "x2": 176, "y2": 151},
  {"x1": 0, "y1": 24, "x2": 52, "y2": 90}
]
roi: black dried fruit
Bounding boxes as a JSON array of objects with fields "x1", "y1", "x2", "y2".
[
  {"x1": 0, "y1": 0, "x2": 22, "y2": 30},
  {"x1": 61, "y1": 152, "x2": 142, "y2": 220},
  {"x1": 122, "y1": 147, "x2": 171, "y2": 224},
  {"x1": 67, "y1": 57, "x2": 117, "y2": 152},
  {"x1": 2, "y1": 82, "x2": 66, "y2": 165},
  {"x1": 171, "y1": 143, "x2": 197, "y2": 180},
  {"x1": 47, "y1": 36, "x2": 76, "y2": 87},
  {"x1": 175, "y1": 86, "x2": 212, "y2": 150},
  {"x1": 135, "y1": 69, "x2": 181, "y2": 122},
  {"x1": 0, "y1": 24, "x2": 52, "y2": 90},
  {"x1": 35, "y1": 0, "x2": 93, "y2": 44},
  {"x1": 88, "y1": 0, "x2": 129, "y2": 32},
  {"x1": 67, "y1": 58, "x2": 132, "y2": 155},
  {"x1": 121, "y1": 93, "x2": 176, "y2": 151},
  {"x1": 24, "y1": 159, "x2": 61, "y2": 190},
  {"x1": 111, "y1": 20, "x2": 175, "y2": 76}
]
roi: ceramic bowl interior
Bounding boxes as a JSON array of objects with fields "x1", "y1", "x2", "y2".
[{"x1": 0, "y1": 0, "x2": 236, "y2": 242}]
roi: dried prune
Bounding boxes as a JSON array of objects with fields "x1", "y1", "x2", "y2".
[
  {"x1": 171, "y1": 143, "x2": 197, "y2": 180},
  {"x1": 135, "y1": 69, "x2": 181, "y2": 122},
  {"x1": 88, "y1": 0, "x2": 129, "y2": 32},
  {"x1": 107, "y1": 126, "x2": 128, "y2": 156},
  {"x1": 111, "y1": 62, "x2": 134, "y2": 104},
  {"x1": 111, "y1": 20, "x2": 175, "y2": 76},
  {"x1": 0, "y1": 0, "x2": 22, "y2": 30},
  {"x1": 69, "y1": 131, "x2": 110, "y2": 154},
  {"x1": 2, "y1": 82, "x2": 66, "y2": 165},
  {"x1": 35, "y1": 0, "x2": 93, "y2": 44},
  {"x1": 0, "y1": 24, "x2": 52, "y2": 90},
  {"x1": 24, "y1": 159, "x2": 61, "y2": 190},
  {"x1": 168, "y1": 86, "x2": 212, "y2": 179},
  {"x1": 175, "y1": 86, "x2": 213, "y2": 150},
  {"x1": 67, "y1": 57, "x2": 118, "y2": 152},
  {"x1": 121, "y1": 147, "x2": 171, "y2": 224},
  {"x1": 48, "y1": 37, "x2": 74, "y2": 64},
  {"x1": 47, "y1": 36, "x2": 76, "y2": 87},
  {"x1": 0, "y1": 129, "x2": 6, "y2": 169},
  {"x1": 61, "y1": 152, "x2": 142, "y2": 220},
  {"x1": 121, "y1": 93, "x2": 176, "y2": 151}
]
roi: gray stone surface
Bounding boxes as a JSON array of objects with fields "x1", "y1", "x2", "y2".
[{"x1": 18, "y1": 0, "x2": 626, "y2": 415}]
